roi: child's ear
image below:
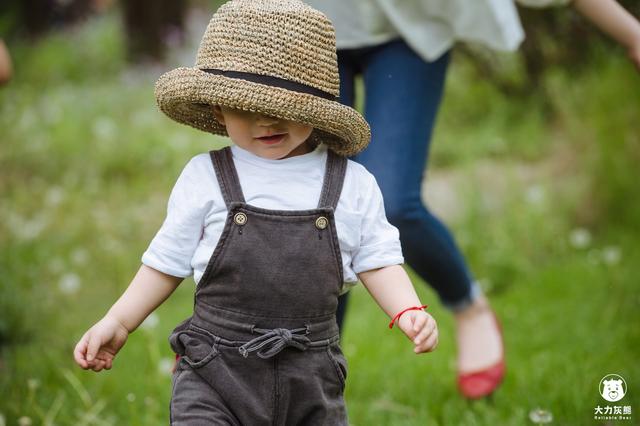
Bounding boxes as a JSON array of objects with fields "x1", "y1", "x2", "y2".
[{"x1": 212, "y1": 105, "x2": 225, "y2": 125}]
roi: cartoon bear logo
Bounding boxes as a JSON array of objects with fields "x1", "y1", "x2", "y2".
[{"x1": 599, "y1": 375, "x2": 627, "y2": 402}]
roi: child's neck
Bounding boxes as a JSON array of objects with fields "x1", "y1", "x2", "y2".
[{"x1": 279, "y1": 140, "x2": 314, "y2": 159}]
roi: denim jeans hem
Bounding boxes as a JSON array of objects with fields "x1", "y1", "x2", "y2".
[{"x1": 441, "y1": 281, "x2": 483, "y2": 313}]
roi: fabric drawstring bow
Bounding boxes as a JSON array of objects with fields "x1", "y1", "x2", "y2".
[{"x1": 239, "y1": 327, "x2": 311, "y2": 359}]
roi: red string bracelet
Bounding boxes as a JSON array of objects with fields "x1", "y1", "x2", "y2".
[{"x1": 388, "y1": 305, "x2": 428, "y2": 329}]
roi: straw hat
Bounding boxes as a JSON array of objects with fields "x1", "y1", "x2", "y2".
[{"x1": 155, "y1": 0, "x2": 370, "y2": 156}]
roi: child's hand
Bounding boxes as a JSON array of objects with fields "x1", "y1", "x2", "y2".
[
  {"x1": 397, "y1": 310, "x2": 438, "y2": 354},
  {"x1": 73, "y1": 315, "x2": 129, "y2": 372}
]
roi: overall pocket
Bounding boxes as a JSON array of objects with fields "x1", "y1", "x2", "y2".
[
  {"x1": 169, "y1": 323, "x2": 220, "y2": 369},
  {"x1": 326, "y1": 343, "x2": 348, "y2": 389}
]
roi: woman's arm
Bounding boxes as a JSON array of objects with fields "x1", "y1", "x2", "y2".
[{"x1": 572, "y1": 0, "x2": 640, "y2": 69}]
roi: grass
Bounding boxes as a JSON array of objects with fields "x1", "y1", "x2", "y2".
[{"x1": 1, "y1": 12, "x2": 639, "y2": 425}]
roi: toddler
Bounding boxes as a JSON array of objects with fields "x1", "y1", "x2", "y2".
[{"x1": 73, "y1": 0, "x2": 438, "y2": 424}]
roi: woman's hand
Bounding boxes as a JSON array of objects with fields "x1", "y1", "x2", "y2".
[
  {"x1": 628, "y1": 40, "x2": 640, "y2": 72},
  {"x1": 73, "y1": 315, "x2": 129, "y2": 372},
  {"x1": 397, "y1": 310, "x2": 439, "y2": 354}
]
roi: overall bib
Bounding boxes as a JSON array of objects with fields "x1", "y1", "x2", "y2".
[{"x1": 169, "y1": 147, "x2": 349, "y2": 425}]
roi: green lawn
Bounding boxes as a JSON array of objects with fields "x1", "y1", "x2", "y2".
[{"x1": 1, "y1": 13, "x2": 639, "y2": 425}]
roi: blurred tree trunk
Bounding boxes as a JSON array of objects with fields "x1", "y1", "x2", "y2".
[
  {"x1": 16, "y1": 0, "x2": 93, "y2": 37},
  {"x1": 121, "y1": 0, "x2": 187, "y2": 63},
  {"x1": 21, "y1": 0, "x2": 53, "y2": 36}
]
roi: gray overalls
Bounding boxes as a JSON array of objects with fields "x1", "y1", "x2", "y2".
[{"x1": 169, "y1": 147, "x2": 349, "y2": 425}]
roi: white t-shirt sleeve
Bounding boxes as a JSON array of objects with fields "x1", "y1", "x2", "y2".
[
  {"x1": 516, "y1": 0, "x2": 571, "y2": 8},
  {"x1": 350, "y1": 168, "x2": 404, "y2": 274},
  {"x1": 141, "y1": 155, "x2": 212, "y2": 278}
]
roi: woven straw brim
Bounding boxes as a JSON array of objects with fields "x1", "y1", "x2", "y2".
[{"x1": 155, "y1": 67, "x2": 370, "y2": 157}]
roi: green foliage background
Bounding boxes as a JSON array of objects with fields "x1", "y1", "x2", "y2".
[{"x1": 1, "y1": 7, "x2": 639, "y2": 425}]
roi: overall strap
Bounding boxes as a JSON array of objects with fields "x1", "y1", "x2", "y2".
[
  {"x1": 317, "y1": 150, "x2": 347, "y2": 210},
  {"x1": 210, "y1": 147, "x2": 246, "y2": 207}
]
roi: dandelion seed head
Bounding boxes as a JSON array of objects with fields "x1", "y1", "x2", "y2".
[
  {"x1": 141, "y1": 313, "x2": 159, "y2": 330},
  {"x1": 71, "y1": 249, "x2": 89, "y2": 265},
  {"x1": 529, "y1": 408, "x2": 553, "y2": 424},
  {"x1": 18, "y1": 416, "x2": 32, "y2": 426},
  {"x1": 525, "y1": 184, "x2": 546, "y2": 206},
  {"x1": 45, "y1": 186, "x2": 65, "y2": 206},
  {"x1": 92, "y1": 117, "x2": 118, "y2": 140},
  {"x1": 569, "y1": 228, "x2": 591, "y2": 249},
  {"x1": 59, "y1": 273, "x2": 81, "y2": 294},
  {"x1": 27, "y1": 378, "x2": 40, "y2": 391},
  {"x1": 126, "y1": 393, "x2": 136, "y2": 402},
  {"x1": 10, "y1": 215, "x2": 47, "y2": 241},
  {"x1": 158, "y1": 357, "x2": 175, "y2": 376},
  {"x1": 602, "y1": 246, "x2": 621, "y2": 265}
]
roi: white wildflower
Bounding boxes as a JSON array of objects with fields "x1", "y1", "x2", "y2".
[
  {"x1": 158, "y1": 357, "x2": 175, "y2": 376},
  {"x1": 19, "y1": 220, "x2": 46, "y2": 241},
  {"x1": 59, "y1": 273, "x2": 81, "y2": 294},
  {"x1": 569, "y1": 228, "x2": 591, "y2": 249},
  {"x1": 45, "y1": 186, "x2": 65, "y2": 206},
  {"x1": 92, "y1": 117, "x2": 118, "y2": 140},
  {"x1": 529, "y1": 408, "x2": 553, "y2": 424},
  {"x1": 27, "y1": 378, "x2": 40, "y2": 391},
  {"x1": 525, "y1": 184, "x2": 546, "y2": 206},
  {"x1": 602, "y1": 246, "x2": 621, "y2": 265},
  {"x1": 140, "y1": 313, "x2": 160, "y2": 330},
  {"x1": 71, "y1": 248, "x2": 89, "y2": 265},
  {"x1": 18, "y1": 417, "x2": 32, "y2": 426}
]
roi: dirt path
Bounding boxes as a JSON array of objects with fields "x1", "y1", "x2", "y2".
[{"x1": 423, "y1": 149, "x2": 577, "y2": 223}]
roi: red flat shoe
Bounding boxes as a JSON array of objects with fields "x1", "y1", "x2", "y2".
[{"x1": 457, "y1": 310, "x2": 505, "y2": 400}]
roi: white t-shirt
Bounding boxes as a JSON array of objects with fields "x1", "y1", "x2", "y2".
[
  {"x1": 142, "y1": 144, "x2": 404, "y2": 293},
  {"x1": 309, "y1": 0, "x2": 570, "y2": 62}
]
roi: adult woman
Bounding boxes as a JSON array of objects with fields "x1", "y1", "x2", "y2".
[{"x1": 308, "y1": 0, "x2": 640, "y2": 399}]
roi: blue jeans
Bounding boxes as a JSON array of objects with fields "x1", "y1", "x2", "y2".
[{"x1": 336, "y1": 39, "x2": 480, "y2": 327}]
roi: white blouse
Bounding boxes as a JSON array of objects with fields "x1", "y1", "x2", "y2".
[
  {"x1": 142, "y1": 144, "x2": 404, "y2": 293},
  {"x1": 309, "y1": 0, "x2": 571, "y2": 61}
]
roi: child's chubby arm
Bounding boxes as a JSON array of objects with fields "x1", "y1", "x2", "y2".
[
  {"x1": 571, "y1": 0, "x2": 640, "y2": 70},
  {"x1": 358, "y1": 264, "x2": 438, "y2": 354},
  {"x1": 73, "y1": 265, "x2": 182, "y2": 372}
]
